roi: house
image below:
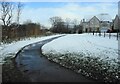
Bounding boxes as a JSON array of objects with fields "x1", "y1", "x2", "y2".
[
  {"x1": 113, "y1": 15, "x2": 120, "y2": 31},
  {"x1": 0, "y1": 24, "x2": 2, "y2": 41},
  {"x1": 89, "y1": 16, "x2": 100, "y2": 32},
  {"x1": 99, "y1": 13, "x2": 112, "y2": 32},
  {"x1": 82, "y1": 13, "x2": 112, "y2": 33},
  {"x1": 82, "y1": 19, "x2": 89, "y2": 32},
  {"x1": 100, "y1": 21, "x2": 112, "y2": 32}
]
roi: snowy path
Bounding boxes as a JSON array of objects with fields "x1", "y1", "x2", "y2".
[
  {"x1": 15, "y1": 36, "x2": 98, "y2": 82},
  {"x1": 0, "y1": 34, "x2": 64, "y2": 64}
]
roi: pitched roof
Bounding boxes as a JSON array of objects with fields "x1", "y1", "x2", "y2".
[
  {"x1": 96, "y1": 13, "x2": 112, "y2": 22},
  {"x1": 89, "y1": 16, "x2": 100, "y2": 22},
  {"x1": 113, "y1": 15, "x2": 120, "y2": 23},
  {"x1": 115, "y1": 15, "x2": 119, "y2": 20},
  {"x1": 84, "y1": 13, "x2": 112, "y2": 22}
]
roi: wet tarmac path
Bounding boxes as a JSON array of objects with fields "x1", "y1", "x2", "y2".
[{"x1": 15, "y1": 36, "x2": 98, "y2": 82}]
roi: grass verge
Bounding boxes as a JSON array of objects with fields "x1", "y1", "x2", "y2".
[
  {"x1": 2, "y1": 56, "x2": 30, "y2": 82},
  {"x1": 43, "y1": 52, "x2": 120, "y2": 83}
]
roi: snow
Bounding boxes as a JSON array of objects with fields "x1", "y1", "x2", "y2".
[
  {"x1": 0, "y1": 33, "x2": 119, "y2": 81},
  {"x1": 41, "y1": 33, "x2": 119, "y2": 82},
  {"x1": 97, "y1": 13, "x2": 112, "y2": 22},
  {"x1": 0, "y1": 34, "x2": 63, "y2": 64},
  {"x1": 84, "y1": 13, "x2": 112, "y2": 22},
  {"x1": 42, "y1": 33, "x2": 118, "y2": 63},
  {"x1": 42, "y1": 33, "x2": 119, "y2": 82}
]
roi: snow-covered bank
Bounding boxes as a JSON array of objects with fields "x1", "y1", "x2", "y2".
[
  {"x1": 42, "y1": 33, "x2": 118, "y2": 62},
  {"x1": 42, "y1": 33, "x2": 119, "y2": 82},
  {"x1": 0, "y1": 34, "x2": 63, "y2": 64}
]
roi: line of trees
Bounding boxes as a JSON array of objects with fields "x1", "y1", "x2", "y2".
[
  {"x1": 0, "y1": 1, "x2": 43, "y2": 42},
  {"x1": 49, "y1": 16, "x2": 83, "y2": 34},
  {"x1": 2, "y1": 20, "x2": 42, "y2": 42},
  {"x1": 0, "y1": 1, "x2": 83, "y2": 43}
]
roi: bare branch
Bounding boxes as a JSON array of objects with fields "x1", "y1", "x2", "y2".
[
  {"x1": 16, "y1": 2, "x2": 24, "y2": 25},
  {"x1": 0, "y1": 1, "x2": 14, "y2": 26}
]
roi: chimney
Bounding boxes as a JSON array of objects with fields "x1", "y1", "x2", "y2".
[{"x1": 83, "y1": 19, "x2": 85, "y2": 22}]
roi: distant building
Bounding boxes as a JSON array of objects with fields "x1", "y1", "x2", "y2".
[
  {"x1": 89, "y1": 16, "x2": 100, "y2": 32},
  {"x1": 113, "y1": 15, "x2": 120, "y2": 30},
  {"x1": 0, "y1": 24, "x2": 2, "y2": 41},
  {"x1": 82, "y1": 13, "x2": 112, "y2": 32},
  {"x1": 82, "y1": 19, "x2": 89, "y2": 32},
  {"x1": 118, "y1": 1, "x2": 120, "y2": 32}
]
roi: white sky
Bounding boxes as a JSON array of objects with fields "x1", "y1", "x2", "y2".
[
  {"x1": 0, "y1": 0, "x2": 119, "y2": 28},
  {"x1": 20, "y1": 2, "x2": 118, "y2": 28},
  {"x1": 0, "y1": 0, "x2": 120, "y2": 2}
]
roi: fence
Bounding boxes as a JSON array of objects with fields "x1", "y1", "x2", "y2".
[{"x1": 92, "y1": 31, "x2": 120, "y2": 40}]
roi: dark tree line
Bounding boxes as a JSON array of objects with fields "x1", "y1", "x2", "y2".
[
  {"x1": 0, "y1": 1, "x2": 83, "y2": 43},
  {"x1": 2, "y1": 22, "x2": 42, "y2": 42},
  {"x1": 49, "y1": 16, "x2": 70, "y2": 33},
  {"x1": 49, "y1": 16, "x2": 83, "y2": 34},
  {"x1": 0, "y1": 1, "x2": 43, "y2": 42}
]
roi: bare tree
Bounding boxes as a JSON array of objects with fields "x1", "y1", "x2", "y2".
[
  {"x1": 49, "y1": 16, "x2": 70, "y2": 33},
  {"x1": 23, "y1": 19, "x2": 32, "y2": 25},
  {"x1": 65, "y1": 18, "x2": 71, "y2": 28},
  {"x1": 49, "y1": 16, "x2": 63, "y2": 33},
  {"x1": 16, "y1": 2, "x2": 24, "y2": 27},
  {"x1": 49, "y1": 16, "x2": 63, "y2": 28},
  {"x1": 0, "y1": 1, "x2": 14, "y2": 26},
  {"x1": 72, "y1": 19, "x2": 78, "y2": 26}
]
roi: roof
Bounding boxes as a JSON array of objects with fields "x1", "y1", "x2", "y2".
[
  {"x1": 89, "y1": 16, "x2": 100, "y2": 22},
  {"x1": 113, "y1": 15, "x2": 120, "y2": 23},
  {"x1": 84, "y1": 13, "x2": 112, "y2": 22},
  {"x1": 96, "y1": 13, "x2": 112, "y2": 22},
  {"x1": 114, "y1": 15, "x2": 119, "y2": 20}
]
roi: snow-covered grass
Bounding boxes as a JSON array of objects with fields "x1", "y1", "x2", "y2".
[
  {"x1": 42, "y1": 33, "x2": 119, "y2": 82},
  {"x1": 42, "y1": 33, "x2": 118, "y2": 61},
  {"x1": 0, "y1": 34, "x2": 63, "y2": 64}
]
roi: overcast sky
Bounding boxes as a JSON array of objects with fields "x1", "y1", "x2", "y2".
[{"x1": 0, "y1": 0, "x2": 119, "y2": 28}]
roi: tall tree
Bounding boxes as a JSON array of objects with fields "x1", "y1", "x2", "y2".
[
  {"x1": 49, "y1": 16, "x2": 64, "y2": 33},
  {"x1": 49, "y1": 16, "x2": 63, "y2": 28},
  {"x1": 72, "y1": 19, "x2": 78, "y2": 28},
  {"x1": 16, "y1": 2, "x2": 24, "y2": 27},
  {"x1": 65, "y1": 18, "x2": 71, "y2": 28},
  {"x1": 0, "y1": 1, "x2": 14, "y2": 26}
]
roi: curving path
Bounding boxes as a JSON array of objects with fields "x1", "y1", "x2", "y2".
[{"x1": 15, "y1": 36, "x2": 98, "y2": 82}]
